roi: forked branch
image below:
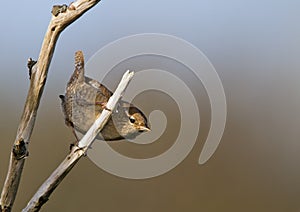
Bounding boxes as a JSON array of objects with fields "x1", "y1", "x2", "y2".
[{"x1": 0, "y1": 1, "x2": 101, "y2": 211}]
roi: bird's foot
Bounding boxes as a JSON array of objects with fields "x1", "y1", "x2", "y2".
[{"x1": 95, "y1": 101, "x2": 111, "y2": 111}]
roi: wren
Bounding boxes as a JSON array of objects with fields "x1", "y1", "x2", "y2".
[{"x1": 60, "y1": 51, "x2": 150, "y2": 141}]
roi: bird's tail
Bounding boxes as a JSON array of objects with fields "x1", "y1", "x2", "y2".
[
  {"x1": 75, "y1": 50, "x2": 84, "y2": 71},
  {"x1": 68, "y1": 50, "x2": 85, "y2": 85}
]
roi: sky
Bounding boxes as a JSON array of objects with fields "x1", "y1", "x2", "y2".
[{"x1": 1, "y1": 0, "x2": 300, "y2": 211}]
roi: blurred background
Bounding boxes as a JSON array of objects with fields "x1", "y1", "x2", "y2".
[{"x1": 1, "y1": 0, "x2": 300, "y2": 211}]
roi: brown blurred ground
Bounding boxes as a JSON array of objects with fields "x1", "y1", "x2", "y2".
[{"x1": 1, "y1": 63, "x2": 300, "y2": 212}]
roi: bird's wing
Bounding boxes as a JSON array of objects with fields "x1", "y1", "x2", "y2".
[{"x1": 85, "y1": 76, "x2": 113, "y2": 103}]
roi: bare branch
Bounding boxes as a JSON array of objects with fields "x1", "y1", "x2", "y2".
[
  {"x1": 23, "y1": 71, "x2": 134, "y2": 212},
  {"x1": 0, "y1": 1, "x2": 101, "y2": 211}
]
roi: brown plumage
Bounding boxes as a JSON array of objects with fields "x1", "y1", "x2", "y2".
[{"x1": 60, "y1": 51, "x2": 150, "y2": 141}]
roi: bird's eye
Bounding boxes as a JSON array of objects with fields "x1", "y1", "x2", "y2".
[{"x1": 129, "y1": 116, "x2": 136, "y2": 123}]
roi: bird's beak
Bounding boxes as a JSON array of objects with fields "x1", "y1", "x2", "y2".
[{"x1": 138, "y1": 126, "x2": 151, "y2": 132}]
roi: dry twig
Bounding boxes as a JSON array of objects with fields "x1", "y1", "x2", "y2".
[{"x1": 23, "y1": 70, "x2": 134, "y2": 212}]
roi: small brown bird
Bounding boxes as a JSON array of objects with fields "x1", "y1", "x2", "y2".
[{"x1": 60, "y1": 51, "x2": 150, "y2": 141}]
